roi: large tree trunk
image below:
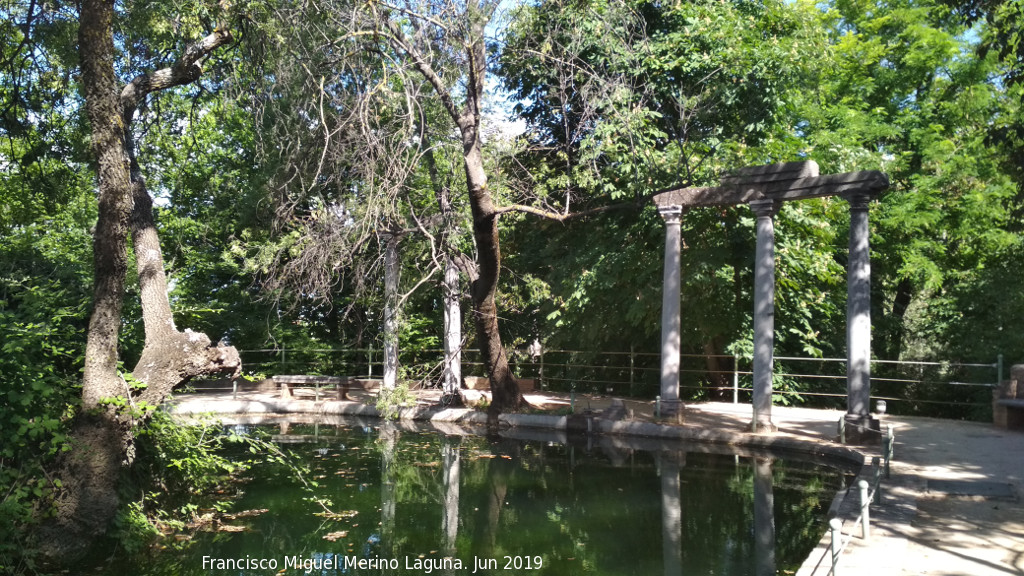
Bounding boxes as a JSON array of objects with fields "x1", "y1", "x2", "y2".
[
  {"x1": 41, "y1": 4, "x2": 237, "y2": 562},
  {"x1": 118, "y1": 19, "x2": 239, "y2": 403},
  {"x1": 458, "y1": 7, "x2": 525, "y2": 417},
  {"x1": 127, "y1": 143, "x2": 240, "y2": 405},
  {"x1": 461, "y1": 128, "x2": 524, "y2": 416},
  {"x1": 387, "y1": 0, "x2": 525, "y2": 417},
  {"x1": 42, "y1": 0, "x2": 133, "y2": 561}
]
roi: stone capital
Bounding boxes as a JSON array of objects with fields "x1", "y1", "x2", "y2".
[
  {"x1": 844, "y1": 192, "x2": 872, "y2": 211},
  {"x1": 749, "y1": 198, "x2": 779, "y2": 218},
  {"x1": 658, "y1": 204, "x2": 685, "y2": 224}
]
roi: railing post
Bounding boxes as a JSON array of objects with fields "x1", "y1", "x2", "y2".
[
  {"x1": 838, "y1": 417, "x2": 846, "y2": 444},
  {"x1": 859, "y1": 479, "x2": 870, "y2": 539},
  {"x1": 884, "y1": 424, "x2": 894, "y2": 479},
  {"x1": 655, "y1": 395, "x2": 661, "y2": 419},
  {"x1": 733, "y1": 353, "x2": 740, "y2": 404},
  {"x1": 872, "y1": 456, "x2": 882, "y2": 504},
  {"x1": 539, "y1": 351, "x2": 545, "y2": 390},
  {"x1": 829, "y1": 518, "x2": 843, "y2": 576},
  {"x1": 998, "y1": 353, "x2": 1004, "y2": 386},
  {"x1": 367, "y1": 346, "x2": 373, "y2": 378},
  {"x1": 629, "y1": 345, "x2": 636, "y2": 396}
]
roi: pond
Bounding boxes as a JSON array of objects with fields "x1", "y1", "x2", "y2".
[{"x1": 123, "y1": 417, "x2": 853, "y2": 576}]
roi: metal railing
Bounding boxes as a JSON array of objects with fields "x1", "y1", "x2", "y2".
[
  {"x1": 806, "y1": 424, "x2": 895, "y2": 575},
  {"x1": 214, "y1": 347, "x2": 1003, "y2": 419}
]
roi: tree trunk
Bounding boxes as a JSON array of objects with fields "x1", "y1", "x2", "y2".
[
  {"x1": 425, "y1": 144, "x2": 465, "y2": 407},
  {"x1": 118, "y1": 22, "x2": 239, "y2": 403},
  {"x1": 127, "y1": 145, "x2": 240, "y2": 406},
  {"x1": 42, "y1": 0, "x2": 132, "y2": 561},
  {"x1": 41, "y1": 4, "x2": 237, "y2": 561},
  {"x1": 703, "y1": 338, "x2": 729, "y2": 400},
  {"x1": 457, "y1": 7, "x2": 525, "y2": 416},
  {"x1": 390, "y1": 0, "x2": 525, "y2": 417},
  {"x1": 462, "y1": 129, "x2": 524, "y2": 417}
]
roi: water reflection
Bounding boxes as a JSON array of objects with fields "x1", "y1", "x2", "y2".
[
  {"x1": 660, "y1": 451, "x2": 684, "y2": 576},
  {"x1": 441, "y1": 435, "x2": 461, "y2": 556},
  {"x1": 135, "y1": 415, "x2": 853, "y2": 576},
  {"x1": 754, "y1": 457, "x2": 776, "y2": 576}
]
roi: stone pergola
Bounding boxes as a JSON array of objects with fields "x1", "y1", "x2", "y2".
[{"x1": 652, "y1": 161, "x2": 889, "y2": 434}]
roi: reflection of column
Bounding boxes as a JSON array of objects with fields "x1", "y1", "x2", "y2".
[
  {"x1": 845, "y1": 193, "x2": 871, "y2": 420},
  {"x1": 380, "y1": 423, "x2": 397, "y2": 554},
  {"x1": 660, "y1": 454, "x2": 683, "y2": 576},
  {"x1": 442, "y1": 258, "x2": 462, "y2": 403},
  {"x1": 383, "y1": 235, "x2": 400, "y2": 390},
  {"x1": 659, "y1": 206, "x2": 684, "y2": 418},
  {"x1": 750, "y1": 199, "x2": 778, "y2": 433},
  {"x1": 753, "y1": 457, "x2": 776, "y2": 576},
  {"x1": 441, "y1": 436, "x2": 461, "y2": 555}
]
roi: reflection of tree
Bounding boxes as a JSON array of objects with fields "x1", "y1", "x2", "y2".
[{"x1": 475, "y1": 439, "x2": 519, "y2": 557}]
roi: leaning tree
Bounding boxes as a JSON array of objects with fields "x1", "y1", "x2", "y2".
[{"x1": 45, "y1": 0, "x2": 240, "y2": 559}]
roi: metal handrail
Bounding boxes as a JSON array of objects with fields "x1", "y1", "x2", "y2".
[{"x1": 807, "y1": 425, "x2": 894, "y2": 575}]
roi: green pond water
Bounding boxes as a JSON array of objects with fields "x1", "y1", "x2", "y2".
[{"x1": 122, "y1": 420, "x2": 851, "y2": 576}]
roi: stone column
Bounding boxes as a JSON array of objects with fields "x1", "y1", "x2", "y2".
[
  {"x1": 750, "y1": 199, "x2": 778, "y2": 433},
  {"x1": 383, "y1": 234, "x2": 400, "y2": 390},
  {"x1": 659, "y1": 205, "x2": 684, "y2": 419},
  {"x1": 441, "y1": 257, "x2": 461, "y2": 403},
  {"x1": 845, "y1": 193, "x2": 878, "y2": 439}
]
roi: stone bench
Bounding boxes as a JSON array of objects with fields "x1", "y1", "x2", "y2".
[
  {"x1": 993, "y1": 365, "x2": 1024, "y2": 430},
  {"x1": 463, "y1": 376, "x2": 536, "y2": 392},
  {"x1": 268, "y1": 375, "x2": 353, "y2": 400}
]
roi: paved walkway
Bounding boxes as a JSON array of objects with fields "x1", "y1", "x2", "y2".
[{"x1": 172, "y1": 387, "x2": 1024, "y2": 575}]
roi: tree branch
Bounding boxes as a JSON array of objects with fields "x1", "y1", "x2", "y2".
[
  {"x1": 379, "y1": 13, "x2": 461, "y2": 123},
  {"x1": 120, "y1": 27, "x2": 233, "y2": 119},
  {"x1": 492, "y1": 199, "x2": 646, "y2": 222}
]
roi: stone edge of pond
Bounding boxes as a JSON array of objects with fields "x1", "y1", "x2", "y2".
[{"x1": 167, "y1": 397, "x2": 867, "y2": 468}]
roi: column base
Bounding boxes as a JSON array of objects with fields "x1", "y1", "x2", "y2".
[
  {"x1": 750, "y1": 419, "x2": 778, "y2": 434},
  {"x1": 843, "y1": 414, "x2": 881, "y2": 445},
  {"x1": 658, "y1": 400, "x2": 685, "y2": 424}
]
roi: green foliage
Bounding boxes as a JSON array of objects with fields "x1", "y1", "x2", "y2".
[
  {"x1": 375, "y1": 384, "x2": 417, "y2": 420},
  {"x1": 120, "y1": 411, "x2": 319, "y2": 553}
]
